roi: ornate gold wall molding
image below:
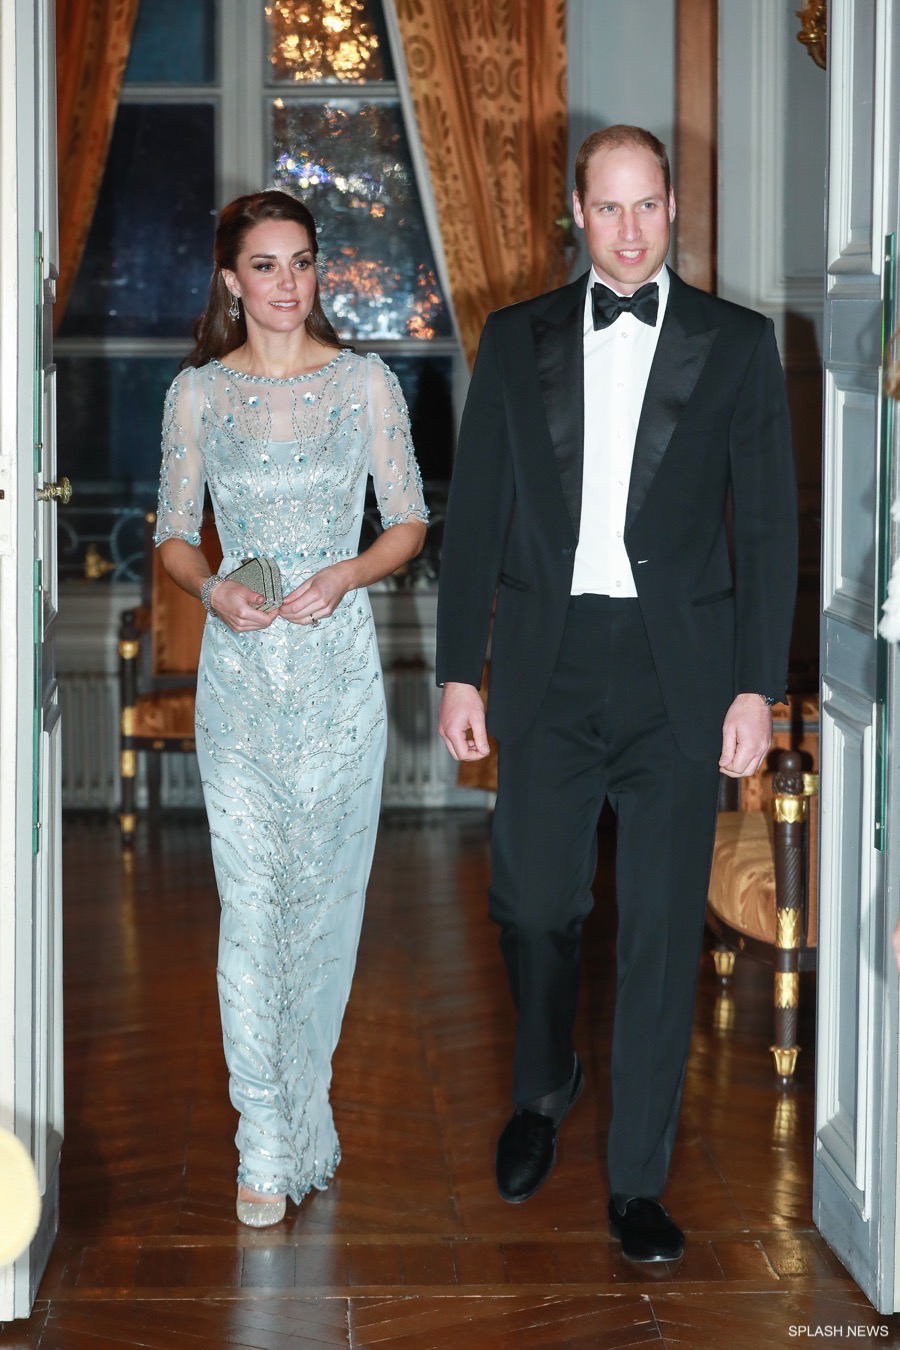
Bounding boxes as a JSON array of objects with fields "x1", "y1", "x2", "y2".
[{"x1": 796, "y1": 0, "x2": 827, "y2": 69}]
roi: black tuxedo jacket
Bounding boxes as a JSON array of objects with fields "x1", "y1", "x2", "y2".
[{"x1": 435, "y1": 268, "x2": 798, "y2": 762}]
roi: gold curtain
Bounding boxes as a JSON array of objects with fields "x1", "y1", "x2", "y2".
[
  {"x1": 393, "y1": 0, "x2": 569, "y2": 367},
  {"x1": 56, "y1": 0, "x2": 141, "y2": 326}
]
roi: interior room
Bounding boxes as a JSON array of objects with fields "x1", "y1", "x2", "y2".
[{"x1": 2, "y1": 0, "x2": 900, "y2": 1344}]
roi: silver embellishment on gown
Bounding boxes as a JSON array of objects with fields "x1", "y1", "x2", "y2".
[{"x1": 154, "y1": 351, "x2": 428, "y2": 1201}]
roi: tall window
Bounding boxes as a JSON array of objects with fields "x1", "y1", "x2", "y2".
[{"x1": 56, "y1": 0, "x2": 455, "y2": 584}]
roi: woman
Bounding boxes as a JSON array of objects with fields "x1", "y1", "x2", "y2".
[{"x1": 155, "y1": 190, "x2": 428, "y2": 1226}]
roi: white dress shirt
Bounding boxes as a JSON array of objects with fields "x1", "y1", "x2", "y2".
[{"x1": 571, "y1": 264, "x2": 670, "y2": 596}]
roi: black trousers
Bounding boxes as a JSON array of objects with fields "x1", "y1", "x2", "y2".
[{"x1": 489, "y1": 595, "x2": 721, "y2": 1198}]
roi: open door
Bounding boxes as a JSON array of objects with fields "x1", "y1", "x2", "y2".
[
  {"x1": 0, "y1": 0, "x2": 65, "y2": 1321},
  {"x1": 814, "y1": 0, "x2": 900, "y2": 1314}
]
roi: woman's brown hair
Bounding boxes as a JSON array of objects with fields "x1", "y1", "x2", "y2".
[{"x1": 183, "y1": 190, "x2": 344, "y2": 369}]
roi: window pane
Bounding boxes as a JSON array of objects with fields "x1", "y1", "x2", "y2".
[
  {"x1": 359, "y1": 353, "x2": 452, "y2": 585},
  {"x1": 57, "y1": 354, "x2": 179, "y2": 489},
  {"x1": 59, "y1": 104, "x2": 216, "y2": 339},
  {"x1": 56, "y1": 354, "x2": 180, "y2": 581},
  {"x1": 58, "y1": 494, "x2": 152, "y2": 585},
  {"x1": 125, "y1": 0, "x2": 217, "y2": 84},
  {"x1": 383, "y1": 354, "x2": 453, "y2": 484},
  {"x1": 266, "y1": 0, "x2": 393, "y2": 84},
  {"x1": 271, "y1": 100, "x2": 450, "y2": 340}
]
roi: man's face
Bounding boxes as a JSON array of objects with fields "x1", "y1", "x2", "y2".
[{"x1": 572, "y1": 144, "x2": 676, "y2": 294}]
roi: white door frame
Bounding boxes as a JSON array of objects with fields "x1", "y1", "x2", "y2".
[{"x1": 0, "y1": 0, "x2": 63, "y2": 1321}]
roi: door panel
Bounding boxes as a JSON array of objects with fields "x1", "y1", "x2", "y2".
[
  {"x1": 34, "y1": 707, "x2": 64, "y2": 1188},
  {"x1": 818, "y1": 684, "x2": 876, "y2": 1195},
  {"x1": 814, "y1": 0, "x2": 900, "y2": 1312},
  {"x1": 823, "y1": 369, "x2": 880, "y2": 627}
]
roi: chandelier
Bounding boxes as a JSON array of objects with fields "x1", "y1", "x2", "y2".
[{"x1": 266, "y1": 0, "x2": 381, "y2": 82}]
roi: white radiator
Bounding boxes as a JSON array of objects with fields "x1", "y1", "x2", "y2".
[
  {"x1": 57, "y1": 585, "x2": 215, "y2": 811},
  {"x1": 57, "y1": 670, "x2": 205, "y2": 811},
  {"x1": 58, "y1": 671, "x2": 121, "y2": 810},
  {"x1": 382, "y1": 661, "x2": 477, "y2": 807}
]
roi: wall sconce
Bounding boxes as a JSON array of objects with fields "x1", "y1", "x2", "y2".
[{"x1": 796, "y1": 0, "x2": 827, "y2": 69}]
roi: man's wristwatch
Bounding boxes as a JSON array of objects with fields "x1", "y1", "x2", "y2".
[{"x1": 758, "y1": 694, "x2": 779, "y2": 707}]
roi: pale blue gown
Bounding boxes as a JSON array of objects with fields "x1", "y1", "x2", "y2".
[{"x1": 154, "y1": 350, "x2": 428, "y2": 1201}]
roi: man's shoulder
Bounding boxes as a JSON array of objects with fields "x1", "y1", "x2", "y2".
[
  {"x1": 668, "y1": 270, "x2": 771, "y2": 337},
  {"x1": 484, "y1": 274, "x2": 588, "y2": 331}
]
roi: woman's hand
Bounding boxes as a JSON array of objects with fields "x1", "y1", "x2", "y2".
[
  {"x1": 280, "y1": 562, "x2": 353, "y2": 625},
  {"x1": 210, "y1": 579, "x2": 280, "y2": 633}
]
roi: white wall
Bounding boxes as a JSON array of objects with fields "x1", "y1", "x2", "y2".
[
  {"x1": 718, "y1": 0, "x2": 827, "y2": 341},
  {"x1": 718, "y1": 0, "x2": 827, "y2": 679},
  {"x1": 566, "y1": 0, "x2": 677, "y2": 275}
]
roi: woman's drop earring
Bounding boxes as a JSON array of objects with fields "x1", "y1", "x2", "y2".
[{"x1": 228, "y1": 294, "x2": 241, "y2": 320}]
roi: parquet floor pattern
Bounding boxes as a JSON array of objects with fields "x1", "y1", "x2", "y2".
[{"x1": 1, "y1": 811, "x2": 898, "y2": 1348}]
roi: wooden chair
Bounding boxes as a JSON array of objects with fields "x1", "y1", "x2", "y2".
[
  {"x1": 117, "y1": 513, "x2": 222, "y2": 844},
  {"x1": 707, "y1": 738, "x2": 819, "y2": 1085}
]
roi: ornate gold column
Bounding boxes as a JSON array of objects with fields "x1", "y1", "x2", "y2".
[
  {"x1": 770, "y1": 754, "x2": 818, "y2": 1081},
  {"x1": 117, "y1": 617, "x2": 140, "y2": 844}
]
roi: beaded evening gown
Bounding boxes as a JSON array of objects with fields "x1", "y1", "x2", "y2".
[{"x1": 154, "y1": 350, "x2": 427, "y2": 1201}]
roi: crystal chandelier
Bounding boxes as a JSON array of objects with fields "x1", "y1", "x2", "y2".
[{"x1": 266, "y1": 0, "x2": 381, "y2": 82}]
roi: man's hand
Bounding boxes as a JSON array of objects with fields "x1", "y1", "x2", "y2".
[
  {"x1": 438, "y1": 681, "x2": 490, "y2": 761},
  {"x1": 719, "y1": 693, "x2": 774, "y2": 778}
]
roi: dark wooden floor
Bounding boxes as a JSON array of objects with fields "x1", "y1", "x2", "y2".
[{"x1": 2, "y1": 809, "x2": 899, "y2": 1348}]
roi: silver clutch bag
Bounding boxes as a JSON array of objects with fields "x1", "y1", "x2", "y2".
[{"x1": 225, "y1": 556, "x2": 283, "y2": 612}]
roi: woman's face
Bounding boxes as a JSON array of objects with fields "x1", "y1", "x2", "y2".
[{"x1": 223, "y1": 219, "x2": 318, "y2": 336}]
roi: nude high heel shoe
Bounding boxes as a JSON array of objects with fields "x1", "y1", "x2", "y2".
[{"x1": 236, "y1": 1185, "x2": 287, "y2": 1227}]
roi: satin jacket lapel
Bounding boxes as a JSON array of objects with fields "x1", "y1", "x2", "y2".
[
  {"x1": 625, "y1": 272, "x2": 719, "y2": 535},
  {"x1": 531, "y1": 275, "x2": 587, "y2": 539}
]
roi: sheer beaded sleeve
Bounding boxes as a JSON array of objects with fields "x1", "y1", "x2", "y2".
[
  {"x1": 365, "y1": 354, "x2": 429, "y2": 529},
  {"x1": 153, "y1": 367, "x2": 206, "y2": 547}
]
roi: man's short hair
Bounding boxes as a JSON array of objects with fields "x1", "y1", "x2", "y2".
[{"x1": 575, "y1": 125, "x2": 672, "y2": 203}]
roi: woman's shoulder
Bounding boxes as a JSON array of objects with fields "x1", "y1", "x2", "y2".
[
  {"x1": 329, "y1": 348, "x2": 395, "y2": 389},
  {"x1": 333, "y1": 347, "x2": 375, "y2": 374},
  {"x1": 361, "y1": 350, "x2": 391, "y2": 372},
  {"x1": 162, "y1": 362, "x2": 220, "y2": 425},
  {"x1": 359, "y1": 350, "x2": 403, "y2": 389},
  {"x1": 165, "y1": 362, "x2": 210, "y2": 397}
]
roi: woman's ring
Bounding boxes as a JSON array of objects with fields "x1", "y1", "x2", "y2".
[{"x1": 310, "y1": 617, "x2": 320, "y2": 628}]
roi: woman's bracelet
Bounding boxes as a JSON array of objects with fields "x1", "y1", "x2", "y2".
[{"x1": 200, "y1": 573, "x2": 224, "y2": 614}]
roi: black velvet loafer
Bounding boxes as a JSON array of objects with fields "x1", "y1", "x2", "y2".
[
  {"x1": 608, "y1": 1196, "x2": 684, "y2": 1262},
  {"x1": 496, "y1": 1057, "x2": 584, "y2": 1203}
]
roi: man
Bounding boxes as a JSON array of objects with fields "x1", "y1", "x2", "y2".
[{"x1": 436, "y1": 126, "x2": 797, "y2": 1262}]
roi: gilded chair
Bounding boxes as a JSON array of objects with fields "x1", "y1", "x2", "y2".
[
  {"x1": 706, "y1": 741, "x2": 818, "y2": 1084},
  {"x1": 117, "y1": 513, "x2": 222, "y2": 844}
]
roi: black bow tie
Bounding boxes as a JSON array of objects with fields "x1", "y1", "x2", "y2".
[{"x1": 591, "y1": 280, "x2": 659, "y2": 330}]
